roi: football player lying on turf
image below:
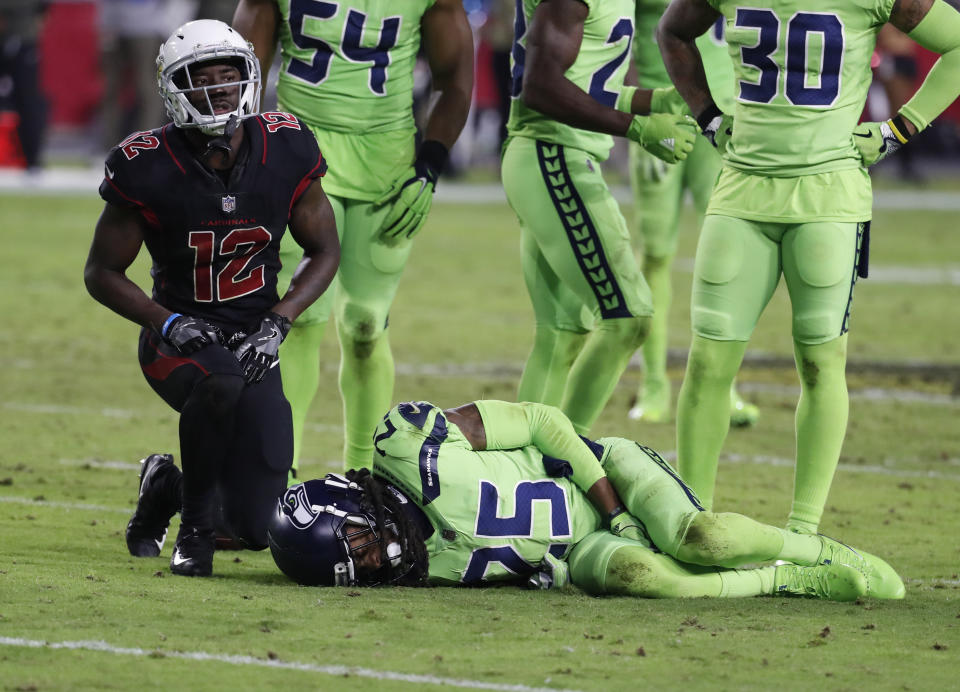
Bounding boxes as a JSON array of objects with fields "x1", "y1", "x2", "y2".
[{"x1": 267, "y1": 401, "x2": 905, "y2": 600}]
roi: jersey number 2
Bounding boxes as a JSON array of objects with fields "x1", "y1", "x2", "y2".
[
  {"x1": 188, "y1": 227, "x2": 272, "y2": 302},
  {"x1": 736, "y1": 9, "x2": 844, "y2": 107},
  {"x1": 287, "y1": 0, "x2": 400, "y2": 95}
]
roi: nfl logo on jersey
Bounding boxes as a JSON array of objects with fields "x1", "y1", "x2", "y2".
[{"x1": 221, "y1": 195, "x2": 236, "y2": 213}]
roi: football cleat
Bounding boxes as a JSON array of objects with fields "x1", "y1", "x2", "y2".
[
  {"x1": 729, "y1": 386, "x2": 759, "y2": 428},
  {"x1": 628, "y1": 377, "x2": 671, "y2": 423},
  {"x1": 170, "y1": 524, "x2": 215, "y2": 577},
  {"x1": 816, "y1": 535, "x2": 906, "y2": 600},
  {"x1": 774, "y1": 562, "x2": 866, "y2": 602},
  {"x1": 126, "y1": 454, "x2": 179, "y2": 558}
]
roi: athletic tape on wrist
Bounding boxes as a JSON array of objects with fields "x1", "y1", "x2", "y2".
[{"x1": 616, "y1": 86, "x2": 638, "y2": 114}]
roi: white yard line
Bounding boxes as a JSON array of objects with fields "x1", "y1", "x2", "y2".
[{"x1": 0, "y1": 637, "x2": 579, "y2": 692}]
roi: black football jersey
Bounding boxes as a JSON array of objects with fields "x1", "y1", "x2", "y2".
[{"x1": 99, "y1": 112, "x2": 326, "y2": 330}]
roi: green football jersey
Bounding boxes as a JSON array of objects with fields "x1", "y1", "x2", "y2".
[
  {"x1": 708, "y1": 0, "x2": 896, "y2": 176},
  {"x1": 506, "y1": 0, "x2": 636, "y2": 161},
  {"x1": 633, "y1": 0, "x2": 735, "y2": 112},
  {"x1": 273, "y1": 0, "x2": 434, "y2": 198},
  {"x1": 372, "y1": 401, "x2": 602, "y2": 586}
]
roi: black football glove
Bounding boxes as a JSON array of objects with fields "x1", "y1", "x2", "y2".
[
  {"x1": 233, "y1": 312, "x2": 292, "y2": 384},
  {"x1": 161, "y1": 314, "x2": 223, "y2": 354}
]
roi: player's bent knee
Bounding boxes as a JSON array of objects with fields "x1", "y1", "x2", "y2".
[
  {"x1": 337, "y1": 302, "x2": 387, "y2": 349},
  {"x1": 675, "y1": 512, "x2": 737, "y2": 566},
  {"x1": 597, "y1": 315, "x2": 650, "y2": 350},
  {"x1": 189, "y1": 373, "x2": 244, "y2": 421}
]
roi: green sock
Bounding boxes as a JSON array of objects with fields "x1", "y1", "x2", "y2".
[
  {"x1": 719, "y1": 566, "x2": 776, "y2": 597},
  {"x1": 776, "y1": 527, "x2": 823, "y2": 566},
  {"x1": 279, "y1": 321, "x2": 327, "y2": 479},
  {"x1": 517, "y1": 325, "x2": 587, "y2": 407},
  {"x1": 787, "y1": 335, "x2": 849, "y2": 532},
  {"x1": 676, "y1": 336, "x2": 747, "y2": 509},
  {"x1": 561, "y1": 316, "x2": 649, "y2": 435},
  {"x1": 338, "y1": 326, "x2": 394, "y2": 472}
]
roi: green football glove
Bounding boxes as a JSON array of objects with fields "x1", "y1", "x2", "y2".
[
  {"x1": 374, "y1": 141, "x2": 448, "y2": 246},
  {"x1": 526, "y1": 552, "x2": 570, "y2": 590},
  {"x1": 853, "y1": 117, "x2": 911, "y2": 167},
  {"x1": 626, "y1": 113, "x2": 698, "y2": 164},
  {"x1": 649, "y1": 85, "x2": 691, "y2": 116},
  {"x1": 609, "y1": 509, "x2": 647, "y2": 543}
]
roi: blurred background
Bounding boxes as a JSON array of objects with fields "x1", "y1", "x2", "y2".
[{"x1": 1, "y1": 0, "x2": 958, "y2": 183}]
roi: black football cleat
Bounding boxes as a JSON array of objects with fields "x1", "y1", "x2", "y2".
[
  {"x1": 170, "y1": 525, "x2": 215, "y2": 577},
  {"x1": 126, "y1": 454, "x2": 179, "y2": 557}
]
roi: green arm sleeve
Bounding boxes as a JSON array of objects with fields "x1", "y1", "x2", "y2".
[
  {"x1": 474, "y1": 400, "x2": 606, "y2": 492},
  {"x1": 899, "y1": 0, "x2": 960, "y2": 131}
]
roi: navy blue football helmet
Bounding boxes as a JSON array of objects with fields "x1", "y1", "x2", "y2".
[{"x1": 267, "y1": 474, "x2": 402, "y2": 586}]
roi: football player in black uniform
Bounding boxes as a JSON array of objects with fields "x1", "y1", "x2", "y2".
[{"x1": 84, "y1": 19, "x2": 340, "y2": 577}]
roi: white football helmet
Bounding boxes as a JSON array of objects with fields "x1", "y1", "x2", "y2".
[{"x1": 157, "y1": 20, "x2": 261, "y2": 135}]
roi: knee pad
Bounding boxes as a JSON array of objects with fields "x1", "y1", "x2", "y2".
[
  {"x1": 597, "y1": 315, "x2": 650, "y2": 350},
  {"x1": 188, "y1": 373, "x2": 244, "y2": 423}
]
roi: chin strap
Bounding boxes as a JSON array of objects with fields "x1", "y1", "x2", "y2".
[{"x1": 202, "y1": 115, "x2": 240, "y2": 163}]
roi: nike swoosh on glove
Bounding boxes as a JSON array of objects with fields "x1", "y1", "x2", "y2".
[
  {"x1": 626, "y1": 113, "x2": 698, "y2": 164},
  {"x1": 853, "y1": 120, "x2": 906, "y2": 166},
  {"x1": 233, "y1": 311, "x2": 292, "y2": 384},
  {"x1": 609, "y1": 510, "x2": 648, "y2": 543},
  {"x1": 161, "y1": 314, "x2": 223, "y2": 354}
]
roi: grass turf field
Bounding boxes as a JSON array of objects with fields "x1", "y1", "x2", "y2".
[{"x1": 2, "y1": 190, "x2": 960, "y2": 691}]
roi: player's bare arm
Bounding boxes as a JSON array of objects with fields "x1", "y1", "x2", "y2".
[
  {"x1": 443, "y1": 403, "x2": 487, "y2": 450},
  {"x1": 521, "y1": 0, "x2": 632, "y2": 135},
  {"x1": 231, "y1": 0, "x2": 280, "y2": 75},
  {"x1": 273, "y1": 180, "x2": 340, "y2": 323},
  {"x1": 84, "y1": 203, "x2": 172, "y2": 333},
  {"x1": 891, "y1": 0, "x2": 935, "y2": 34},
  {"x1": 420, "y1": 0, "x2": 474, "y2": 149},
  {"x1": 657, "y1": 0, "x2": 721, "y2": 119}
]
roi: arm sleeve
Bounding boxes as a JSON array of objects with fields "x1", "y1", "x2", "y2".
[
  {"x1": 474, "y1": 400, "x2": 606, "y2": 493},
  {"x1": 899, "y1": 0, "x2": 960, "y2": 131}
]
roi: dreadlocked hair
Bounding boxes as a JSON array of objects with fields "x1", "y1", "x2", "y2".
[{"x1": 345, "y1": 468, "x2": 431, "y2": 587}]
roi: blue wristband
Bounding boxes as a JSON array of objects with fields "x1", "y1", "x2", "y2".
[{"x1": 161, "y1": 313, "x2": 182, "y2": 337}]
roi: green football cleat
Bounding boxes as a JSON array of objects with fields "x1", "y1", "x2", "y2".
[
  {"x1": 774, "y1": 562, "x2": 867, "y2": 602},
  {"x1": 729, "y1": 386, "x2": 759, "y2": 427},
  {"x1": 816, "y1": 535, "x2": 906, "y2": 600},
  {"x1": 628, "y1": 376, "x2": 671, "y2": 423}
]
